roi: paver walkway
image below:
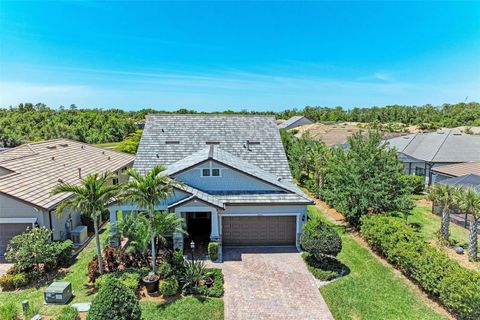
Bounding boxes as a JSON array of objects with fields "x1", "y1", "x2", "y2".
[{"x1": 221, "y1": 247, "x2": 334, "y2": 320}]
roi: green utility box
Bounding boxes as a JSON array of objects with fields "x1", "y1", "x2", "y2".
[{"x1": 44, "y1": 282, "x2": 72, "y2": 304}]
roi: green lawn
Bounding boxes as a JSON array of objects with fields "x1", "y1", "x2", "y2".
[
  {"x1": 141, "y1": 297, "x2": 224, "y2": 320},
  {"x1": 308, "y1": 207, "x2": 448, "y2": 320},
  {"x1": 94, "y1": 141, "x2": 123, "y2": 150},
  {"x1": 408, "y1": 203, "x2": 470, "y2": 247}
]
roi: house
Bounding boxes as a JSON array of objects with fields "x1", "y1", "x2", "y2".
[
  {"x1": 278, "y1": 116, "x2": 313, "y2": 130},
  {"x1": 431, "y1": 162, "x2": 480, "y2": 183},
  {"x1": 386, "y1": 129, "x2": 480, "y2": 184},
  {"x1": 108, "y1": 115, "x2": 313, "y2": 252},
  {"x1": 0, "y1": 139, "x2": 135, "y2": 257}
]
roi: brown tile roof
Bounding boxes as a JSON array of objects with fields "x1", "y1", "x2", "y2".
[
  {"x1": 432, "y1": 162, "x2": 480, "y2": 177},
  {"x1": 0, "y1": 139, "x2": 135, "y2": 210}
]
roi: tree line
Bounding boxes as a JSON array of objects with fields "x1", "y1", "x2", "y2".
[{"x1": 2, "y1": 101, "x2": 479, "y2": 147}]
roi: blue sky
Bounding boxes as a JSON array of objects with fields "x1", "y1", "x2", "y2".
[{"x1": 0, "y1": 1, "x2": 479, "y2": 111}]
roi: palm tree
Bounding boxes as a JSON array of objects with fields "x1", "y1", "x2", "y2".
[
  {"x1": 428, "y1": 183, "x2": 455, "y2": 243},
  {"x1": 153, "y1": 211, "x2": 186, "y2": 257},
  {"x1": 52, "y1": 172, "x2": 119, "y2": 274},
  {"x1": 453, "y1": 187, "x2": 480, "y2": 261},
  {"x1": 121, "y1": 166, "x2": 181, "y2": 273}
]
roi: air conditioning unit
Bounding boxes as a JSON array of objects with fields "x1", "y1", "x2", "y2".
[{"x1": 71, "y1": 225, "x2": 88, "y2": 245}]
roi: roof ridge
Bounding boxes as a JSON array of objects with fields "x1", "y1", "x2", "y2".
[{"x1": 430, "y1": 130, "x2": 452, "y2": 162}]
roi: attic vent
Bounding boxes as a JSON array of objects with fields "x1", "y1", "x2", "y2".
[
  {"x1": 46, "y1": 146, "x2": 57, "y2": 150},
  {"x1": 59, "y1": 143, "x2": 68, "y2": 147},
  {"x1": 156, "y1": 154, "x2": 160, "y2": 158},
  {"x1": 81, "y1": 145, "x2": 85, "y2": 149},
  {"x1": 437, "y1": 131, "x2": 445, "y2": 135},
  {"x1": 165, "y1": 141, "x2": 180, "y2": 144},
  {"x1": 206, "y1": 141, "x2": 220, "y2": 145},
  {"x1": 58, "y1": 178, "x2": 63, "y2": 183},
  {"x1": 402, "y1": 136, "x2": 411, "y2": 139},
  {"x1": 161, "y1": 128, "x2": 165, "y2": 133},
  {"x1": 453, "y1": 132, "x2": 462, "y2": 136},
  {"x1": 247, "y1": 140, "x2": 261, "y2": 145},
  {"x1": 51, "y1": 156, "x2": 55, "y2": 161}
]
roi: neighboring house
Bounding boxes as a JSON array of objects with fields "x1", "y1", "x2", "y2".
[
  {"x1": 0, "y1": 139, "x2": 135, "y2": 256},
  {"x1": 108, "y1": 115, "x2": 313, "y2": 252},
  {"x1": 386, "y1": 129, "x2": 480, "y2": 184},
  {"x1": 431, "y1": 162, "x2": 480, "y2": 183},
  {"x1": 278, "y1": 116, "x2": 313, "y2": 130}
]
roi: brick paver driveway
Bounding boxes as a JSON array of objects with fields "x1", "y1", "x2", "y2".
[{"x1": 222, "y1": 247, "x2": 334, "y2": 320}]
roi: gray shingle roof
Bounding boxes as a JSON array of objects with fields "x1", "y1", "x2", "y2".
[
  {"x1": 135, "y1": 114, "x2": 312, "y2": 206},
  {"x1": 438, "y1": 174, "x2": 480, "y2": 192},
  {"x1": 278, "y1": 116, "x2": 312, "y2": 129},
  {"x1": 162, "y1": 145, "x2": 310, "y2": 200},
  {"x1": 0, "y1": 139, "x2": 135, "y2": 209},
  {"x1": 387, "y1": 130, "x2": 480, "y2": 163},
  {"x1": 135, "y1": 114, "x2": 292, "y2": 179}
]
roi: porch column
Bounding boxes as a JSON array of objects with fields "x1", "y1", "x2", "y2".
[
  {"x1": 109, "y1": 209, "x2": 119, "y2": 247},
  {"x1": 173, "y1": 210, "x2": 184, "y2": 251},
  {"x1": 210, "y1": 209, "x2": 219, "y2": 241}
]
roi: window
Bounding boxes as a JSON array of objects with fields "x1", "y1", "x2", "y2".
[
  {"x1": 201, "y1": 168, "x2": 221, "y2": 177},
  {"x1": 212, "y1": 168, "x2": 220, "y2": 176},
  {"x1": 113, "y1": 177, "x2": 119, "y2": 185},
  {"x1": 202, "y1": 169, "x2": 211, "y2": 176},
  {"x1": 415, "y1": 167, "x2": 425, "y2": 176}
]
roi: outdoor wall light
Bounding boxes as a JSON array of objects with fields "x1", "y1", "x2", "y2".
[{"x1": 302, "y1": 214, "x2": 306, "y2": 222}]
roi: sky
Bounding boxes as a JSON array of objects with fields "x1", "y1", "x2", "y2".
[{"x1": 0, "y1": 1, "x2": 479, "y2": 111}]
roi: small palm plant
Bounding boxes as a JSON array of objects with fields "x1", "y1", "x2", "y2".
[
  {"x1": 120, "y1": 166, "x2": 181, "y2": 273},
  {"x1": 428, "y1": 183, "x2": 455, "y2": 243},
  {"x1": 52, "y1": 172, "x2": 119, "y2": 274},
  {"x1": 453, "y1": 187, "x2": 480, "y2": 261},
  {"x1": 153, "y1": 210, "x2": 186, "y2": 257}
]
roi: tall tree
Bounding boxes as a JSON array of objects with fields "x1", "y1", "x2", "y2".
[
  {"x1": 428, "y1": 183, "x2": 455, "y2": 243},
  {"x1": 454, "y1": 187, "x2": 480, "y2": 261},
  {"x1": 321, "y1": 131, "x2": 412, "y2": 227},
  {"x1": 52, "y1": 172, "x2": 119, "y2": 274},
  {"x1": 120, "y1": 166, "x2": 181, "y2": 273}
]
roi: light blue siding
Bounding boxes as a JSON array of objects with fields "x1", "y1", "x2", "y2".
[{"x1": 173, "y1": 161, "x2": 282, "y2": 193}]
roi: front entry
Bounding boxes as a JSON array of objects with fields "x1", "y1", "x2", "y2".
[
  {"x1": 184, "y1": 212, "x2": 212, "y2": 257},
  {"x1": 222, "y1": 216, "x2": 296, "y2": 246}
]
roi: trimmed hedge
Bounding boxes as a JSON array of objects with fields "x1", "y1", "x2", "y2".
[
  {"x1": 87, "y1": 278, "x2": 141, "y2": 320},
  {"x1": 300, "y1": 215, "x2": 342, "y2": 259},
  {"x1": 360, "y1": 215, "x2": 480, "y2": 320},
  {"x1": 95, "y1": 269, "x2": 146, "y2": 292},
  {"x1": 208, "y1": 242, "x2": 219, "y2": 262},
  {"x1": 159, "y1": 277, "x2": 179, "y2": 297}
]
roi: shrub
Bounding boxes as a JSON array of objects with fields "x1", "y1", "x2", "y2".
[
  {"x1": 0, "y1": 272, "x2": 28, "y2": 290},
  {"x1": 360, "y1": 215, "x2": 480, "y2": 320},
  {"x1": 302, "y1": 253, "x2": 343, "y2": 281},
  {"x1": 198, "y1": 268, "x2": 224, "y2": 298},
  {"x1": 159, "y1": 277, "x2": 179, "y2": 297},
  {"x1": 103, "y1": 247, "x2": 119, "y2": 273},
  {"x1": 400, "y1": 175, "x2": 425, "y2": 194},
  {"x1": 0, "y1": 301, "x2": 18, "y2": 320},
  {"x1": 5, "y1": 227, "x2": 72, "y2": 272},
  {"x1": 95, "y1": 271, "x2": 141, "y2": 292},
  {"x1": 88, "y1": 255, "x2": 105, "y2": 282},
  {"x1": 208, "y1": 242, "x2": 219, "y2": 261},
  {"x1": 87, "y1": 278, "x2": 141, "y2": 320},
  {"x1": 55, "y1": 306, "x2": 79, "y2": 320},
  {"x1": 53, "y1": 240, "x2": 74, "y2": 268},
  {"x1": 300, "y1": 217, "x2": 342, "y2": 260},
  {"x1": 439, "y1": 268, "x2": 480, "y2": 320},
  {"x1": 158, "y1": 261, "x2": 172, "y2": 278},
  {"x1": 168, "y1": 250, "x2": 186, "y2": 277}
]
